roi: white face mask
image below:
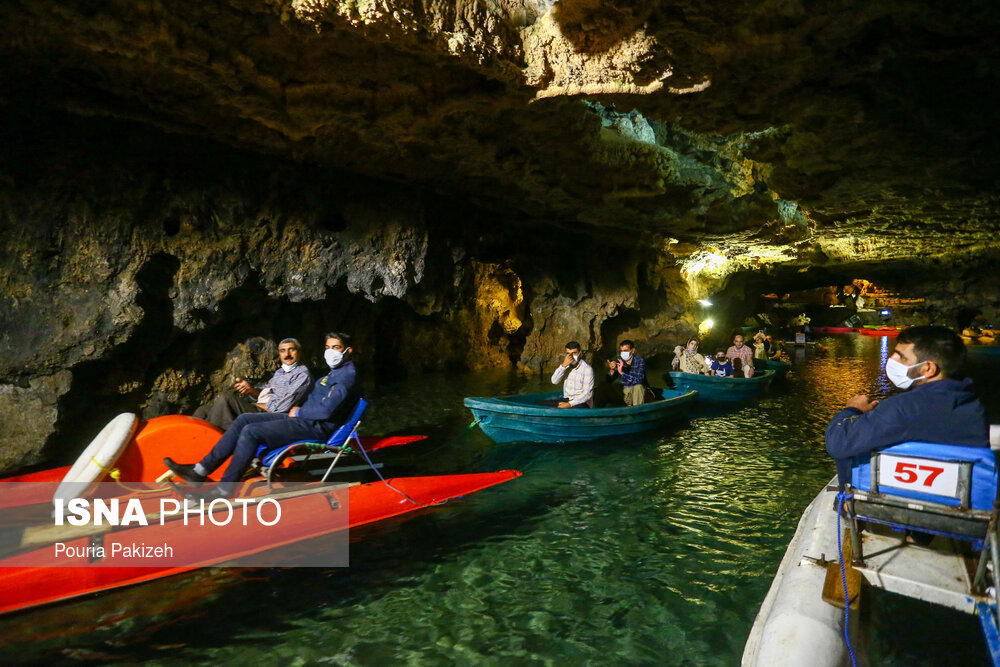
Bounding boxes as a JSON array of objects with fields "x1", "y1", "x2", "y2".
[
  {"x1": 281, "y1": 363, "x2": 296, "y2": 372},
  {"x1": 572, "y1": 353, "x2": 580, "y2": 362},
  {"x1": 885, "y1": 357, "x2": 925, "y2": 389},
  {"x1": 620, "y1": 351, "x2": 632, "y2": 361},
  {"x1": 324, "y1": 348, "x2": 344, "y2": 368}
]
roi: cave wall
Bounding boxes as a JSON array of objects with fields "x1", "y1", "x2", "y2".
[
  {"x1": 0, "y1": 109, "x2": 698, "y2": 472},
  {"x1": 3, "y1": 0, "x2": 1000, "y2": 473}
]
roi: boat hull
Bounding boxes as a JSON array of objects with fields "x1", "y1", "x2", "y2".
[
  {"x1": 742, "y1": 478, "x2": 852, "y2": 666},
  {"x1": 0, "y1": 471, "x2": 520, "y2": 617},
  {"x1": 754, "y1": 359, "x2": 791, "y2": 378},
  {"x1": 667, "y1": 370, "x2": 775, "y2": 402},
  {"x1": 464, "y1": 388, "x2": 697, "y2": 444}
]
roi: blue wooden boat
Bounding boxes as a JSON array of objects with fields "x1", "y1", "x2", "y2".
[
  {"x1": 967, "y1": 346, "x2": 1000, "y2": 356},
  {"x1": 667, "y1": 370, "x2": 775, "y2": 402},
  {"x1": 754, "y1": 358, "x2": 791, "y2": 378},
  {"x1": 463, "y1": 388, "x2": 698, "y2": 444}
]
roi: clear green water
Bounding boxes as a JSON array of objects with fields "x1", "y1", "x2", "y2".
[{"x1": 2, "y1": 336, "x2": 998, "y2": 665}]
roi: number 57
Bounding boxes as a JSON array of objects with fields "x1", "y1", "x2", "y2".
[{"x1": 894, "y1": 462, "x2": 944, "y2": 487}]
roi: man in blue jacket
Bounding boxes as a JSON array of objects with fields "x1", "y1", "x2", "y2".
[
  {"x1": 165, "y1": 332, "x2": 361, "y2": 498},
  {"x1": 825, "y1": 326, "x2": 989, "y2": 488}
]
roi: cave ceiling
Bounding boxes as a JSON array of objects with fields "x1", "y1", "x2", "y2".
[{"x1": 3, "y1": 0, "x2": 1000, "y2": 273}]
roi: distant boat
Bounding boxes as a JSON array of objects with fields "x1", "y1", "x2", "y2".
[
  {"x1": 968, "y1": 346, "x2": 1000, "y2": 355},
  {"x1": 755, "y1": 358, "x2": 791, "y2": 378},
  {"x1": 464, "y1": 388, "x2": 698, "y2": 444},
  {"x1": 810, "y1": 326, "x2": 856, "y2": 334},
  {"x1": 859, "y1": 328, "x2": 900, "y2": 337},
  {"x1": 667, "y1": 370, "x2": 775, "y2": 402}
]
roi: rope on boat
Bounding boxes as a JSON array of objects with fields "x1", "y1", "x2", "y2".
[
  {"x1": 837, "y1": 491, "x2": 859, "y2": 667},
  {"x1": 353, "y1": 436, "x2": 447, "y2": 509},
  {"x1": 90, "y1": 456, "x2": 162, "y2": 494},
  {"x1": 91, "y1": 456, "x2": 121, "y2": 481},
  {"x1": 467, "y1": 418, "x2": 481, "y2": 430}
]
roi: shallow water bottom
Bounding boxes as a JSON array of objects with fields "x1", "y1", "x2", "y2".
[{"x1": 1, "y1": 335, "x2": 997, "y2": 665}]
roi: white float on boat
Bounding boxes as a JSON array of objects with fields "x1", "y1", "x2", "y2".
[
  {"x1": 52, "y1": 412, "x2": 138, "y2": 503},
  {"x1": 742, "y1": 478, "x2": 852, "y2": 667}
]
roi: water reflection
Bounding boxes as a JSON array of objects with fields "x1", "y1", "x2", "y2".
[{"x1": 0, "y1": 335, "x2": 993, "y2": 666}]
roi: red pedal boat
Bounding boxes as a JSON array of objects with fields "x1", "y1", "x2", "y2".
[{"x1": 0, "y1": 415, "x2": 520, "y2": 617}]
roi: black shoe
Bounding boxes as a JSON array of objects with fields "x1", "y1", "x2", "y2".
[
  {"x1": 183, "y1": 485, "x2": 235, "y2": 501},
  {"x1": 164, "y1": 457, "x2": 207, "y2": 487}
]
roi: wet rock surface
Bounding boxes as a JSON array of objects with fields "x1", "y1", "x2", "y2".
[{"x1": 1, "y1": 1, "x2": 1000, "y2": 470}]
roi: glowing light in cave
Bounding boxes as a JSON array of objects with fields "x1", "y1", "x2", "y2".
[
  {"x1": 682, "y1": 251, "x2": 729, "y2": 279},
  {"x1": 698, "y1": 299, "x2": 713, "y2": 307},
  {"x1": 699, "y1": 319, "x2": 715, "y2": 336}
]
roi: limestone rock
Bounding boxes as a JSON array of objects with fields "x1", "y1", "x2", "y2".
[{"x1": 0, "y1": 371, "x2": 72, "y2": 472}]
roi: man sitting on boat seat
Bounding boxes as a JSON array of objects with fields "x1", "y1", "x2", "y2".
[
  {"x1": 765, "y1": 335, "x2": 784, "y2": 361},
  {"x1": 165, "y1": 332, "x2": 362, "y2": 498},
  {"x1": 709, "y1": 350, "x2": 734, "y2": 377},
  {"x1": 607, "y1": 340, "x2": 647, "y2": 406},
  {"x1": 192, "y1": 338, "x2": 312, "y2": 430},
  {"x1": 672, "y1": 338, "x2": 712, "y2": 375},
  {"x1": 726, "y1": 334, "x2": 755, "y2": 378},
  {"x1": 825, "y1": 325, "x2": 989, "y2": 489},
  {"x1": 544, "y1": 341, "x2": 594, "y2": 408}
]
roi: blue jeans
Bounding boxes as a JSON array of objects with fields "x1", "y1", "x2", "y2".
[{"x1": 199, "y1": 412, "x2": 332, "y2": 486}]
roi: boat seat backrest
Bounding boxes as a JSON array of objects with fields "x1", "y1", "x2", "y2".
[
  {"x1": 258, "y1": 398, "x2": 368, "y2": 468},
  {"x1": 851, "y1": 442, "x2": 997, "y2": 511}
]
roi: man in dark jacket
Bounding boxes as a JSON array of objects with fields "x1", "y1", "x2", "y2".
[
  {"x1": 826, "y1": 326, "x2": 989, "y2": 488},
  {"x1": 165, "y1": 332, "x2": 362, "y2": 498}
]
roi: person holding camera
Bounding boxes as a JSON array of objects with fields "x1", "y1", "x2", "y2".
[{"x1": 607, "y1": 340, "x2": 647, "y2": 406}]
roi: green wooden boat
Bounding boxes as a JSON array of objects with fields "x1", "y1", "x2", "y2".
[
  {"x1": 754, "y1": 358, "x2": 791, "y2": 378},
  {"x1": 464, "y1": 388, "x2": 698, "y2": 444},
  {"x1": 667, "y1": 370, "x2": 776, "y2": 402}
]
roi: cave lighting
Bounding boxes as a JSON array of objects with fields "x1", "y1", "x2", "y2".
[
  {"x1": 880, "y1": 309, "x2": 890, "y2": 316},
  {"x1": 698, "y1": 299, "x2": 713, "y2": 307},
  {"x1": 682, "y1": 250, "x2": 729, "y2": 279},
  {"x1": 699, "y1": 319, "x2": 715, "y2": 336}
]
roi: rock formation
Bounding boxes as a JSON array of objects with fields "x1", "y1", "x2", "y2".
[{"x1": 1, "y1": 0, "x2": 999, "y2": 470}]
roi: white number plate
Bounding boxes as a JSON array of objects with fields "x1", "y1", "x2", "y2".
[{"x1": 878, "y1": 455, "x2": 960, "y2": 498}]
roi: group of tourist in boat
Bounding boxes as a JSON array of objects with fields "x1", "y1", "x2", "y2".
[
  {"x1": 160, "y1": 321, "x2": 990, "y2": 512},
  {"x1": 546, "y1": 339, "x2": 649, "y2": 409},
  {"x1": 671, "y1": 331, "x2": 785, "y2": 378},
  {"x1": 164, "y1": 332, "x2": 361, "y2": 500}
]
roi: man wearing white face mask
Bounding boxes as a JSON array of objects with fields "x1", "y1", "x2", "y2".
[
  {"x1": 607, "y1": 340, "x2": 647, "y2": 406},
  {"x1": 825, "y1": 326, "x2": 989, "y2": 489},
  {"x1": 547, "y1": 341, "x2": 594, "y2": 408},
  {"x1": 165, "y1": 332, "x2": 361, "y2": 498}
]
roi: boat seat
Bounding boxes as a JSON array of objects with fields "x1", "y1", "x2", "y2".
[
  {"x1": 254, "y1": 398, "x2": 368, "y2": 488},
  {"x1": 844, "y1": 440, "x2": 1000, "y2": 638},
  {"x1": 847, "y1": 442, "x2": 998, "y2": 544}
]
